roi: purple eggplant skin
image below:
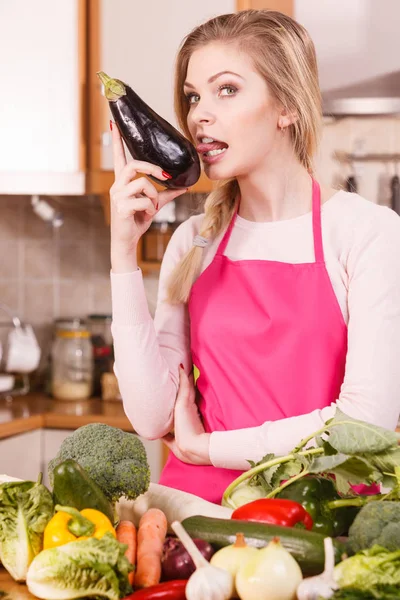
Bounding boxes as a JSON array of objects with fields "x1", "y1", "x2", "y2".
[
  {"x1": 161, "y1": 536, "x2": 215, "y2": 581},
  {"x1": 98, "y1": 72, "x2": 201, "y2": 189}
]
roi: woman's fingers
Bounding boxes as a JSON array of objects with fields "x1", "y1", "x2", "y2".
[
  {"x1": 119, "y1": 160, "x2": 172, "y2": 187},
  {"x1": 111, "y1": 122, "x2": 127, "y2": 177},
  {"x1": 158, "y1": 187, "x2": 188, "y2": 210}
]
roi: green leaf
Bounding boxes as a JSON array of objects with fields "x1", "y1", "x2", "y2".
[
  {"x1": 308, "y1": 452, "x2": 350, "y2": 473},
  {"x1": 271, "y1": 459, "x2": 304, "y2": 488},
  {"x1": 333, "y1": 456, "x2": 381, "y2": 486},
  {"x1": 363, "y1": 447, "x2": 400, "y2": 475},
  {"x1": 327, "y1": 409, "x2": 398, "y2": 454},
  {"x1": 335, "y1": 473, "x2": 352, "y2": 495}
]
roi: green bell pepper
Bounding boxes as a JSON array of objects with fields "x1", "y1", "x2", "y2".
[{"x1": 277, "y1": 475, "x2": 358, "y2": 536}]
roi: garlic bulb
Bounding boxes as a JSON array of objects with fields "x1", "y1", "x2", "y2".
[
  {"x1": 297, "y1": 537, "x2": 338, "y2": 600},
  {"x1": 171, "y1": 521, "x2": 234, "y2": 600}
]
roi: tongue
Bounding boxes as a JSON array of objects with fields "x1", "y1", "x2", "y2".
[{"x1": 197, "y1": 141, "x2": 228, "y2": 153}]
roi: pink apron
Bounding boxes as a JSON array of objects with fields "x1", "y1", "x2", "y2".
[{"x1": 159, "y1": 179, "x2": 348, "y2": 503}]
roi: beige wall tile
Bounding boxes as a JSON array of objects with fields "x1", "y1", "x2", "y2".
[
  {"x1": 92, "y1": 279, "x2": 112, "y2": 315},
  {"x1": 59, "y1": 280, "x2": 92, "y2": 318},
  {"x1": 0, "y1": 197, "x2": 21, "y2": 240},
  {"x1": 23, "y1": 282, "x2": 55, "y2": 324},
  {"x1": 22, "y1": 204, "x2": 54, "y2": 240},
  {"x1": 91, "y1": 242, "x2": 111, "y2": 278},
  {"x1": 59, "y1": 207, "x2": 90, "y2": 242},
  {"x1": 0, "y1": 242, "x2": 19, "y2": 279},
  {"x1": 24, "y1": 241, "x2": 54, "y2": 279},
  {"x1": 59, "y1": 243, "x2": 89, "y2": 279},
  {"x1": 0, "y1": 282, "x2": 19, "y2": 312}
]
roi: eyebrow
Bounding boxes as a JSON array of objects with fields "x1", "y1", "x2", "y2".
[{"x1": 183, "y1": 70, "x2": 244, "y2": 89}]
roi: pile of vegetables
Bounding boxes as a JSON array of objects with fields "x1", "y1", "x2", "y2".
[{"x1": 0, "y1": 411, "x2": 399, "y2": 599}]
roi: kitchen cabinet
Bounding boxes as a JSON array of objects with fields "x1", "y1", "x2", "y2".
[
  {"x1": 237, "y1": 0, "x2": 293, "y2": 14},
  {"x1": 0, "y1": 1, "x2": 87, "y2": 195},
  {"x1": 0, "y1": 430, "x2": 42, "y2": 481}
]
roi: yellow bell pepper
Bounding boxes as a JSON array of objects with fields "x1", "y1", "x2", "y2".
[{"x1": 43, "y1": 504, "x2": 116, "y2": 550}]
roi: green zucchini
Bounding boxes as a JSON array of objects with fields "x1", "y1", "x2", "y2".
[
  {"x1": 181, "y1": 516, "x2": 349, "y2": 576},
  {"x1": 52, "y1": 459, "x2": 114, "y2": 523}
]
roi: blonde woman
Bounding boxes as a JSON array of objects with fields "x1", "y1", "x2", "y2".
[{"x1": 110, "y1": 10, "x2": 400, "y2": 503}]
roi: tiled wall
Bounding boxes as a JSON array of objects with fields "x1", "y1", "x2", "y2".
[{"x1": 0, "y1": 195, "x2": 112, "y2": 368}]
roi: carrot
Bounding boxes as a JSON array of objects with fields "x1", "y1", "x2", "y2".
[
  {"x1": 116, "y1": 520, "x2": 137, "y2": 586},
  {"x1": 134, "y1": 508, "x2": 168, "y2": 589}
]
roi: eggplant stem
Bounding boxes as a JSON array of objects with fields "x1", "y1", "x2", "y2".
[{"x1": 96, "y1": 71, "x2": 126, "y2": 101}]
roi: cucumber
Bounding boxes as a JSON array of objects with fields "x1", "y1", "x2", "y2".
[
  {"x1": 181, "y1": 515, "x2": 349, "y2": 576},
  {"x1": 52, "y1": 459, "x2": 114, "y2": 524}
]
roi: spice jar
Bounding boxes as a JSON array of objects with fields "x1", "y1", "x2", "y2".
[{"x1": 51, "y1": 320, "x2": 93, "y2": 401}]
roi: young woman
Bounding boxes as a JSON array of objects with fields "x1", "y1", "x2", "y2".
[{"x1": 110, "y1": 10, "x2": 400, "y2": 503}]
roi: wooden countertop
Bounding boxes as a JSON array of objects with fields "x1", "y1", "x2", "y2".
[
  {"x1": 0, "y1": 393, "x2": 134, "y2": 439},
  {"x1": 0, "y1": 568, "x2": 35, "y2": 599}
]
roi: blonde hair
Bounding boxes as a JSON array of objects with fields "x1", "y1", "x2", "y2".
[{"x1": 167, "y1": 9, "x2": 322, "y2": 304}]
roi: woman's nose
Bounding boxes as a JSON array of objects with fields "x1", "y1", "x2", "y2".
[{"x1": 189, "y1": 103, "x2": 216, "y2": 127}]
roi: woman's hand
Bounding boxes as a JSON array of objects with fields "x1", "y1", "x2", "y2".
[
  {"x1": 110, "y1": 123, "x2": 187, "y2": 268},
  {"x1": 162, "y1": 367, "x2": 211, "y2": 466}
]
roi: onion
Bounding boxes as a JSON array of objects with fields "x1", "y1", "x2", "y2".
[
  {"x1": 161, "y1": 536, "x2": 215, "y2": 581},
  {"x1": 236, "y1": 537, "x2": 303, "y2": 600}
]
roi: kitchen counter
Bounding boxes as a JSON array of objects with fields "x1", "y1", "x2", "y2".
[
  {"x1": 0, "y1": 393, "x2": 133, "y2": 440},
  {"x1": 0, "y1": 568, "x2": 35, "y2": 599}
]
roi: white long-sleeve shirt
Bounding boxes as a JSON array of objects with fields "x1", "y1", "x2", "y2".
[{"x1": 111, "y1": 190, "x2": 400, "y2": 470}]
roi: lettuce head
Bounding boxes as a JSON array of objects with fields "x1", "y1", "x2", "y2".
[
  {"x1": 0, "y1": 478, "x2": 54, "y2": 581},
  {"x1": 26, "y1": 532, "x2": 133, "y2": 600}
]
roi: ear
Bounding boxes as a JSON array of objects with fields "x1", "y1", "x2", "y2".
[{"x1": 278, "y1": 106, "x2": 298, "y2": 129}]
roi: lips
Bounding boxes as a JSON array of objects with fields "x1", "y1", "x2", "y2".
[{"x1": 196, "y1": 141, "x2": 229, "y2": 153}]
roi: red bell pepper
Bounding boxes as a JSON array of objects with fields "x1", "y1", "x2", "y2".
[
  {"x1": 123, "y1": 580, "x2": 187, "y2": 599},
  {"x1": 231, "y1": 498, "x2": 313, "y2": 530}
]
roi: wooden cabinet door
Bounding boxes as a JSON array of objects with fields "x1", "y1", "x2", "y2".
[
  {"x1": 0, "y1": 0, "x2": 87, "y2": 195},
  {"x1": 237, "y1": 0, "x2": 293, "y2": 15},
  {"x1": 87, "y1": 0, "x2": 235, "y2": 197}
]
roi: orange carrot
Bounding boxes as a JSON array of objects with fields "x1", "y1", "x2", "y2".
[
  {"x1": 116, "y1": 520, "x2": 137, "y2": 586},
  {"x1": 134, "y1": 508, "x2": 168, "y2": 589}
]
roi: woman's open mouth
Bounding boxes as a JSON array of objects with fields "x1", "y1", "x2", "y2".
[{"x1": 196, "y1": 137, "x2": 229, "y2": 164}]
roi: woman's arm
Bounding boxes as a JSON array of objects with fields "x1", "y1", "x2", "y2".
[
  {"x1": 206, "y1": 208, "x2": 400, "y2": 470},
  {"x1": 111, "y1": 216, "x2": 200, "y2": 439}
]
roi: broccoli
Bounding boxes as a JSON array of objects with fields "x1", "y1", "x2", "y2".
[
  {"x1": 348, "y1": 501, "x2": 400, "y2": 553},
  {"x1": 48, "y1": 423, "x2": 150, "y2": 503}
]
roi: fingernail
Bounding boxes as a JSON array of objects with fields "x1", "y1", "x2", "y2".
[
  {"x1": 156, "y1": 202, "x2": 159, "y2": 211},
  {"x1": 162, "y1": 170, "x2": 172, "y2": 179},
  {"x1": 179, "y1": 363, "x2": 184, "y2": 369},
  {"x1": 109, "y1": 120, "x2": 113, "y2": 131}
]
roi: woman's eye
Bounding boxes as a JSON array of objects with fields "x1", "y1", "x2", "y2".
[
  {"x1": 218, "y1": 85, "x2": 238, "y2": 97},
  {"x1": 186, "y1": 93, "x2": 200, "y2": 105}
]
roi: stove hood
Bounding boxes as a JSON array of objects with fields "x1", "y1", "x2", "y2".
[{"x1": 322, "y1": 70, "x2": 400, "y2": 116}]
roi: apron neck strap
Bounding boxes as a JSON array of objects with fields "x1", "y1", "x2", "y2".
[
  {"x1": 216, "y1": 178, "x2": 325, "y2": 264},
  {"x1": 312, "y1": 178, "x2": 325, "y2": 264}
]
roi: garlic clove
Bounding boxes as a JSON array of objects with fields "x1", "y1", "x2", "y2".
[{"x1": 186, "y1": 564, "x2": 234, "y2": 600}]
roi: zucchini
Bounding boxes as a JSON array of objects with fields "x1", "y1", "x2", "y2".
[
  {"x1": 181, "y1": 515, "x2": 349, "y2": 576},
  {"x1": 52, "y1": 459, "x2": 114, "y2": 524}
]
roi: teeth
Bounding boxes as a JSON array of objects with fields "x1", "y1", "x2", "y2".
[
  {"x1": 205, "y1": 148, "x2": 227, "y2": 157},
  {"x1": 201, "y1": 137, "x2": 215, "y2": 143}
]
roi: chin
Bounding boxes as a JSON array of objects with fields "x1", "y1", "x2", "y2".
[{"x1": 203, "y1": 164, "x2": 240, "y2": 182}]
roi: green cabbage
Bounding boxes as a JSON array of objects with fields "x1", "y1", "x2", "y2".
[
  {"x1": 26, "y1": 533, "x2": 133, "y2": 600},
  {"x1": 0, "y1": 478, "x2": 54, "y2": 581}
]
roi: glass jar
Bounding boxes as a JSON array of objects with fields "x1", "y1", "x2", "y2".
[{"x1": 51, "y1": 321, "x2": 93, "y2": 401}]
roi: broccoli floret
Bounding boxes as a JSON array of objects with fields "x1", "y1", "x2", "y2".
[
  {"x1": 48, "y1": 423, "x2": 150, "y2": 503},
  {"x1": 349, "y1": 501, "x2": 400, "y2": 553}
]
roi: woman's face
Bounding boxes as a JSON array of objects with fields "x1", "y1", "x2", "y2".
[{"x1": 184, "y1": 42, "x2": 282, "y2": 180}]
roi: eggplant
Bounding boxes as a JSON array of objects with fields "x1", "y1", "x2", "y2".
[{"x1": 97, "y1": 71, "x2": 200, "y2": 189}]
